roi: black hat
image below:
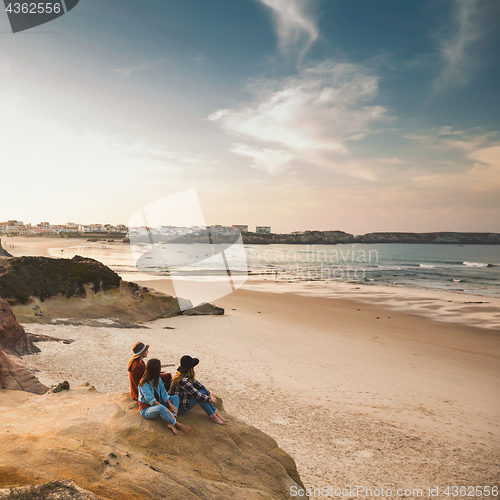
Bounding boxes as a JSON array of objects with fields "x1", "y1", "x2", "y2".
[{"x1": 177, "y1": 355, "x2": 199, "y2": 372}]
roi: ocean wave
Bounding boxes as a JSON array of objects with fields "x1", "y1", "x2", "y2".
[{"x1": 463, "y1": 261, "x2": 491, "y2": 267}]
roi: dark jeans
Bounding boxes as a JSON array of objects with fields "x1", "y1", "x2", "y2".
[{"x1": 179, "y1": 389, "x2": 216, "y2": 417}]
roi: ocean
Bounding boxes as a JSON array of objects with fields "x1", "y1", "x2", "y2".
[
  {"x1": 245, "y1": 243, "x2": 500, "y2": 297},
  {"x1": 49, "y1": 243, "x2": 500, "y2": 298}
]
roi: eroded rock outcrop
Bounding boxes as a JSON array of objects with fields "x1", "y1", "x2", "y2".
[
  {"x1": 0, "y1": 299, "x2": 39, "y2": 355},
  {"x1": 0, "y1": 387, "x2": 305, "y2": 500},
  {"x1": 182, "y1": 302, "x2": 224, "y2": 316},
  {"x1": 0, "y1": 479, "x2": 106, "y2": 500},
  {"x1": 0, "y1": 299, "x2": 48, "y2": 395},
  {"x1": 0, "y1": 256, "x2": 223, "y2": 324},
  {"x1": 0, "y1": 240, "x2": 13, "y2": 258},
  {"x1": 0, "y1": 349, "x2": 48, "y2": 395}
]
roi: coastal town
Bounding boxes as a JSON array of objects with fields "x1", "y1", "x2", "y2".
[{"x1": 0, "y1": 220, "x2": 272, "y2": 237}]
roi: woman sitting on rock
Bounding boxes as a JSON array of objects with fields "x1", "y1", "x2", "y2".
[
  {"x1": 138, "y1": 358, "x2": 191, "y2": 435},
  {"x1": 168, "y1": 355, "x2": 228, "y2": 425},
  {"x1": 128, "y1": 342, "x2": 172, "y2": 401}
]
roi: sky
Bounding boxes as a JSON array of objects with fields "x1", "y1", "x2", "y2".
[{"x1": 0, "y1": 0, "x2": 499, "y2": 234}]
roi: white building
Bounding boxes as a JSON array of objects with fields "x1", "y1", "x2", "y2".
[
  {"x1": 256, "y1": 226, "x2": 271, "y2": 234},
  {"x1": 0, "y1": 220, "x2": 28, "y2": 235}
]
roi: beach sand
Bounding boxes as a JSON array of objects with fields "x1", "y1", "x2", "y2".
[{"x1": 5, "y1": 236, "x2": 500, "y2": 491}]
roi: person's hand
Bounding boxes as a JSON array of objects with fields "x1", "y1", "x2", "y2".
[{"x1": 210, "y1": 395, "x2": 217, "y2": 404}]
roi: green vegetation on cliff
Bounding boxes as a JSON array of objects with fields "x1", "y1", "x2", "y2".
[{"x1": 0, "y1": 256, "x2": 121, "y2": 304}]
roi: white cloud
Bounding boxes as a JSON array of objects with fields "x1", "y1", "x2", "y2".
[
  {"x1": 433, "y1": 0, "x2": 484, "y2": 92},
  {"x1": 229, "y1": 144, "x2": 294, "y2": 175},
  {"x1": 257, "y1": 0, "x2": 318, "y2": 62},
  {"x1": 404, "y1": 129, "x2": 497, "y2": 153},
  {"x1": 209, "y1": 61, "x2": 387, "y2": 178},
  {"x1": 112, "y1": 60, "x2": 163, "y2": 77},
  {"x1": 467, "y1": 144, "x2": 500, "y2": 191},
  {"x1": 438, "y1": 126, "x2": 466, "y2": 135}
]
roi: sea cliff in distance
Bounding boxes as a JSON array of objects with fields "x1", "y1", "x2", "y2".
[{"x1": 149, "y1": 231, "x2": 500, "y2": 245}]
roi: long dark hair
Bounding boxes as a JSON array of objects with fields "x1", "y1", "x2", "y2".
[
  {"x1": 139, "y1": 358, "x2": 161, "y2": 387},
  {"x1": 170, "y1": 368, "x2": 195, "y2": 391}
]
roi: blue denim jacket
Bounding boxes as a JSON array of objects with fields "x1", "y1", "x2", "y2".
[{"x1": 138, "y1": 379, "x2": 170, "y2": 407}]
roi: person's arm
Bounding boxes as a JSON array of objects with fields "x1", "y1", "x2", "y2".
[
  {"x1": 192, "y1": 379, "x2": 217, "y2": 404},
  {"x1": 182, "y1": 379, "x2": 212, "y2": 403},
  {"x1": 192, "y1": 379, "x2": 210, "y2": 395},
  {"x1": 138, "y1": 382, "x2": 158, "y2": 406},
  {"x1": 167, "y1": 399, "x2": 177, "y2": 415},
  {"x1": 158, "y1": 380, "x2": 170, "y2": 406}
]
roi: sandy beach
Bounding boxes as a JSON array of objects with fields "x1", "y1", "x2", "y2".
[{"x1": 4, "y1": 237, "x2": 500, "y2": 492}]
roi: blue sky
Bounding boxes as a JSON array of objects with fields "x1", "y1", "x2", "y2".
[{"x1": 1, "y1": 0, "x2": 499, "y2": 233}]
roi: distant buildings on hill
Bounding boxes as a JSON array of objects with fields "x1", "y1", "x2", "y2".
[
  {"x1": 0, "y1": 220, "x2": 274, "y2": 236},
  {"x1": 0, "y1": 220, "x2": 127, "y2": 236}
]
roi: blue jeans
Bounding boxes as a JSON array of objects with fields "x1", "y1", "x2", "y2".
[
  {"x1": 140, "y1": 395, "x2": 180, "y2": 425},
  {"x1": 179, "y1": 389, "x2": 216, "y2": 417}
]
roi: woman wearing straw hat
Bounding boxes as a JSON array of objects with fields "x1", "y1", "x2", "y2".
[
  {"x1": 168, "y1": 355, "x2": 228, "y2": 425},
  {"x1": 138, "y1": 358, "x2": 191, "y2": 435},
  {"x1": 128, "y1": 342, "x2": 172, "y2": 401}
]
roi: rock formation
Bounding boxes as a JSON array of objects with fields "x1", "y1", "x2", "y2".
[
  {"x1": 0, "y1": 298, "x2": 48, "y2": 395},
  {"x1": 0, "y1": 387, "x2": 306, "y2": 500},
  {"x1": 0, "y1": 299, "x2": 39, "y2": 355},
  {"x1": 0, "y1": 479, "x2": 107, "y2": 500},
  {"x1": 355, "y1": 232, "x2": 500, "y2": 244},
  {"x1": 131, "y1": 230, "x2": 500, "y2": 245},
  {"x1": 0, "y1": 349, "x2": 48, "y2": 394},
  {"x1": 182, "y1": 303, "x2": 224, "y2": 316},
  {"x1": 0, "y1": 256, "x2": 224, "y2": 324},
  {"x1": 0, "y1": 239, "x2": 13, "y2": 258}
]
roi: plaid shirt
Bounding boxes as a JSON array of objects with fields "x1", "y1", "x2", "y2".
[{"x1": 168, "y1": 377, "x2": 211, "y2": 413}]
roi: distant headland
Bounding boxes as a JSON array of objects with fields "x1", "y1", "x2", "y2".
[
  {"x1": 139, "y1": 231, "x2": 500, "y2": 245},
  {"x1": 1, "y1": 219, "x2": 499, "y2": 245}
]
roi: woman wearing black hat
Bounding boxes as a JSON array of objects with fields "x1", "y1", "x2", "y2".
[{"x1": 168, "y1": 355, "x2": 228, "y2": 425}]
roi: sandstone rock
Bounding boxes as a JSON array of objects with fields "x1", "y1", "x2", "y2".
[
  {"x1": 0, "y1": 240, "x2": 13, "y2": 258},
  {"x1": 0, "y1": 257, "x2": 223, "y2": 322},
  {"x1": 0, "y1": 479, "x2": 106, "y2": 499},
  {"x1": 182, "y1": 302, "x2": 224, "y2": 316},
  {"x1": 0, "y1": 299, "x2": 39, "y2": 356},
  {"x1": 0, "y1": 387, "x2": 306, "y2": 500},
  {"x1": 0, "y1": 349, "x2": 48, "y2": 394}
]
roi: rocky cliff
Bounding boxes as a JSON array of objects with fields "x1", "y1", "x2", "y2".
[
  {"x1": 0, "y1": 298, "x2": 48, "y2": 395},
  {"x1": 134, "y1": 231, "x2": 500, "y2": 245},
  {"x1": 0, "y1": 386, "x2": 305, "y2": 500},
  {"x1": 0, "y1": 256, "x2": 222, "y2": 324},
  {"x1": 0, "y1": 298, "x2": 39, "y2": 356},
  {"x1": 0, "y1": 349, "x2": 48, "y2": 395},
  {"x1": 0, "y1": 240, "x2": 13, "y2": 258},
  {"x1": 240, "y1": 231, "x2": 500, "y2": 245},
  {"x1": 242, "y1": 230, "x2": 355, "y2": 245},
  {"x1": 355, "y1": 232, "x2": 500, "y2": 244}
]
